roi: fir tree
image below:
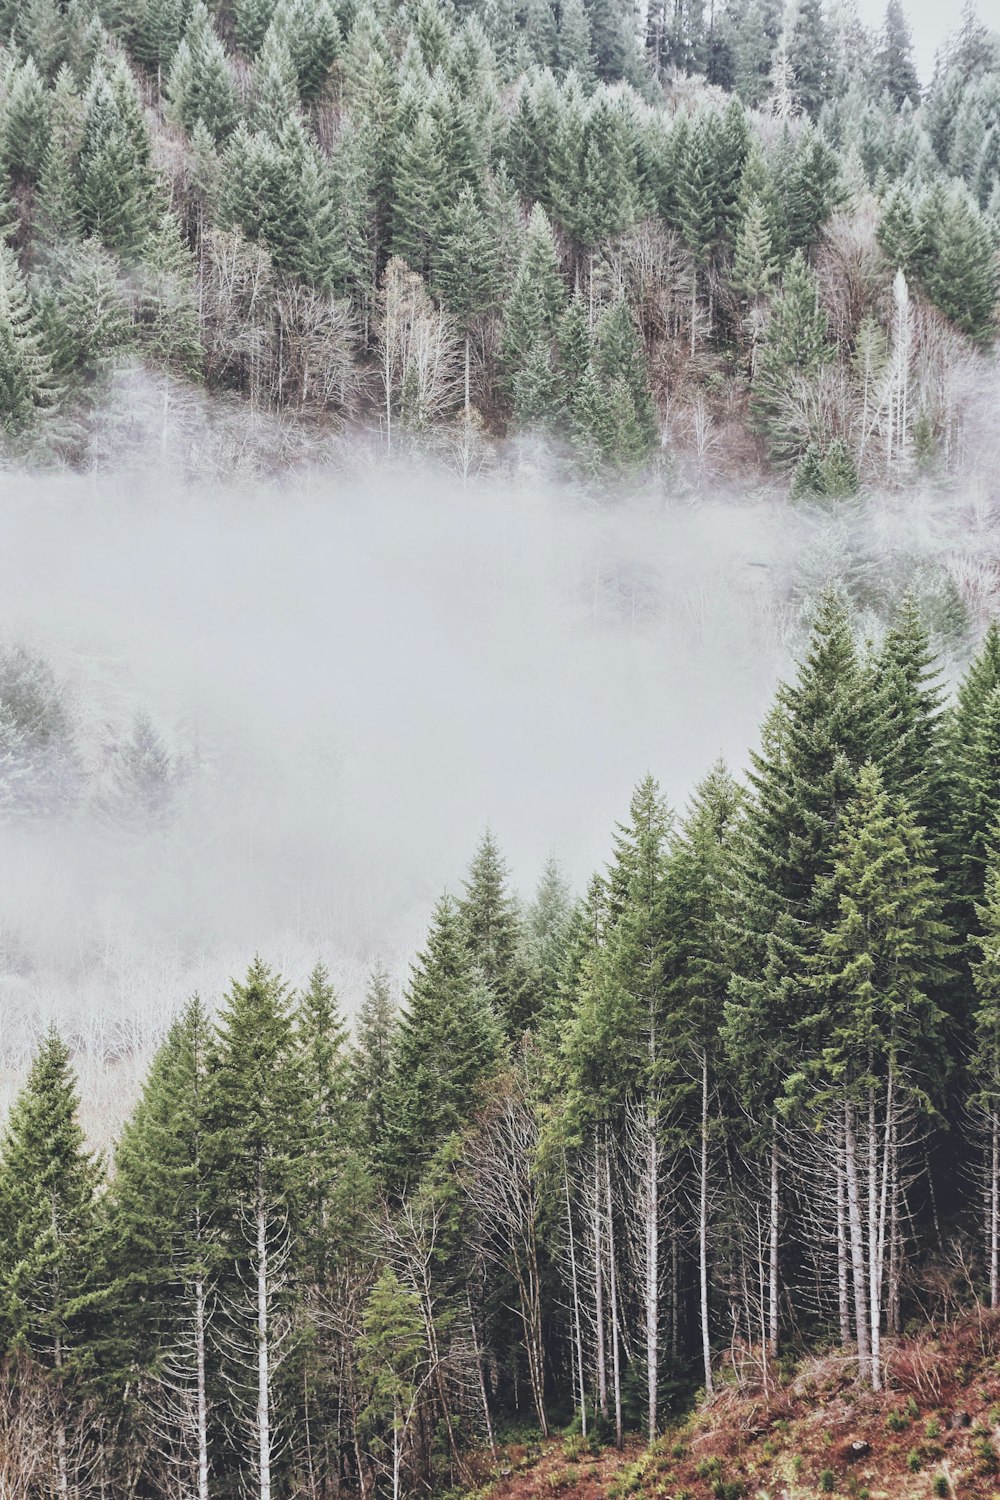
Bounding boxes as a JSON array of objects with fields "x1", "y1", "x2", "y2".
[
  {"x1": 0, "y1": 242, "x2": 58, "y2": 437},
  {"x1": 0, "y1": 1027, "x2": 103, "y2": 1463},
  {"x1": 381, "y1": 895, "x2": 503, "y2": 1192},
  {"x1": 351, "y1": 962, "x2": 398, "y2": 1159},
  {"x1": 877, "y1": 0, "x2": 921, "y2": 109},
  {"x1": 500, "y1": 203, "x2": 566, "y2": 388}
]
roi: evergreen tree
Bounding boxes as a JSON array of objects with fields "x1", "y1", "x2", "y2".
[
  {"x1": 106, "y1": 997, "x2": 216, "y2": 1411},
  {"x1": 381, "y1": 895, "x2": 502, "y2": 1192},
  {"x1": 751, "y1": 250, "x2": 832, "y2": 460},
  {"x1": 1, "y1": 56, "x2": 51, "y2": 184},
  {"x1": 0, "y1": 242, "x2": 58, "y2": 438},
  {"x1": 167, "y1": 1, "x2": 237, "y2": 142},
  {"x1": 458, "y1": 830, "x2": 532, "y2": 1035},
  {"x1": 77, "y1": 64, "x2": 157, "y2": 255},
  {"x1": 786, "y1": 0, "x2": 832, "y2": 117},
  {"x1": 0, "y1": 1027, "x2": 103, "y2": 1481},
  {"x1": 351, "y1": 962, "x2": 398, "y2": 1159},
  {"x1": 877, "y1": 0, "x2": 921, "y2": 109},
  {"x1": 500, "y1": 203, "x2": 566, "y2": 388}
]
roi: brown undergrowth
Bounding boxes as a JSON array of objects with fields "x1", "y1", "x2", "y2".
[{"x1": 475, "y1": 1310, "x2": 1000, "y2": 1500}]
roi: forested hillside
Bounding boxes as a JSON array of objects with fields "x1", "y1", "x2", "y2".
[
  {"x1": 7, "y1": 595, "x2": 1000, "y2": 1495},
  {"x1": 0, "y1": 0, "x2": 996, "y2": 480}
]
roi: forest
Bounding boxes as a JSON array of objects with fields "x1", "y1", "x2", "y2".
[
  {"x1": 4, "y1": 592, "x2": 1000, "y2": 1496},
  {"x1": 0, "y1": 0, "x2": 994, "y2": 480}
]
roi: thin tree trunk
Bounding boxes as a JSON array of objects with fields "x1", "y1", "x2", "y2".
[
  {"x1": 768, "y1": 1127, "x2": 780, "y2": 1357},
  {"x1": 54, "y1": 1332, "x2": 68, "y2": 1500},
  {"x1": 699, "y1": 1053, "x2": 713, "y2": 1396},
  {"x1": 467, "y1": 1289, "x2": 496, "y2": 1456},
  {"x1": 836, "y1": 1150, "x2": 851, "y2": 1345},
  {"x1": 593, "y1": 1150, "x2": 608, "y2": 1423},
  {"x1": 564, "y1": 1164, "x2": 587, "y2": 1437},
  {"x1": 257, "y1": 1196, "x2": 272, "y2": 1500},
  {"x1": 992, "y1": 1112, "x2": 999, "y2": 1309},
  {"x1": 868, "y1": 1087, "x2": 882, "y2": 1391},
  {"x1": 195, "y1": 1277, "x2": 209, "y2": 1500},
  {"x1": 844, "y1": 1102, "x2": 872, "y2": 1378},
  {"x1": 605, "y1": 1147, "x2": 623, "y2": 1449},
  {"x1": 646, "y1": 1102, "x2": 660, "y2": 1436}
]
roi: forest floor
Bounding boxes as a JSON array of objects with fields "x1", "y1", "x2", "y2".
[{"x1": 477, "y1": 1309, "x2": 1000, "y2": 1500}]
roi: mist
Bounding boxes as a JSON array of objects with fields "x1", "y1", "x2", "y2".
[{"x1": 0, "y1": 437, "x2": 996, "y2": 1131}]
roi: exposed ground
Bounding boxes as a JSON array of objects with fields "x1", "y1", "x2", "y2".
[{"x1": 477, "y1": 1311, "x2": 1000, "y2": 1500}]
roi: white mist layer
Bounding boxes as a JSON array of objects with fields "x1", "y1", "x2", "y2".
[{"x1": 0, "y1": 461, "x2": 995, "y2": 1134}]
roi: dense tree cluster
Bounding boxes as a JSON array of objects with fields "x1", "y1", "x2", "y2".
[
  {"x1": 0, "y1": 0, "x2": 994, "y2": 480},
  {"x1": 7, "y1": 596, "x2": 1000, "y2": 1492}
]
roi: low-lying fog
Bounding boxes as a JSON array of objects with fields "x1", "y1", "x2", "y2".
[{"x1": 0, "y1": 443, "x2": 995, "y2": 1135}]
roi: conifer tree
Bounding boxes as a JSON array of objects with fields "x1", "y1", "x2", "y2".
[
  {"x1": 458, "y1": 830, "x2": 532, "y2": 1035},
  {"x1": 751, "y1": 250, "x2": 832, "y2": 461},
  {"x1": 77, "y1": 65, "x2": 157, "y2": 255},
  {"x1": 804, "y1": 763, "x2": 952, "y2": 1381},
  {"x1": 0, "y1": 1029, "x2": 103, "y2": 1496},
  {"x1": 0, "y1": 242, "x2": 58, "y2": 437},
  {"x1": 877, "y1": 0, "x2": 921, "y2": 109},
  {"x1": 500, "y1": 203, "x2": 566, "y2": 390},
  {"x1": 1, "y1": 56, "x2": 51, "y2": 184},
  {"x1": 971, "y1": 839, "x2": 1000, "y2": 1307},
  {"x1": 107, "y1": 998, "x2": 216, "y2": 1499},
  {"x1": 209, "y1": 958, "x2": 308, "y2": 1499},
  {"x1": 352, "y1": 961, "x2": 398, "y2": 1160},
  {"x1": 381, "y1": 896, "x2": 503, "y2": 1193},
  {"x1": 167, "y1": 1, "x2": 237, "y2": 142}
]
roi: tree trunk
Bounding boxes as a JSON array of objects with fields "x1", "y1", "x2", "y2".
[
  {"x1": 593, "y1": 1151, "x2": 608, "y2": 1423},
  {"x1": 768, "y1": 1128, "x2": 780, "y2": 1357},
  {"x1": 868, "y1": 1087, "x2": 882, "y2": 1391},
  {"x1": 699, "y1": 1053, "x2": 714, "y2": 1396},
  {"x1": 646, "y1": 1103, "x2": 660, "y2": 1436},
  {"x1": 605, "y1": 1147, "x2": 623, "y2": 1449},
  {"x1": 564, "y1": 1164, "x2": 587, "y2": 1437},
  {"x1": 257, "y1": 1196, "x2": 272, "y2": 1500},
  {"x1": 467, "y1": 1290, "x2": 496, "y2": 1456},
  {"x1": 992, "y1": 1112, "x2": 999, "y2": 1310},
  {"x1": 195, "y1": 1277, "x2": 209, "y2": 1500},
  {"x1": 836, "y1": 1150, "x2": 851, "y2": 1345},
  {"x1": 843, "y1": 1102, "x2": 871, "y2": 1378}
]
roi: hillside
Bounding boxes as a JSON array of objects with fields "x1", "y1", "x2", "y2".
[
  {"x1": 0, "y1": 0, "x2": 995, "y2": 483},
  {"x1": 481, "y1": 1311, "x2": 1000, "y2": 1500}
]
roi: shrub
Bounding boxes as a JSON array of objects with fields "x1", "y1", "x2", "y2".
[
  {"x1": 906, "y1": 1450, "x2": 921, "y2": 1473},
  {"x1": 819, "y1": 1470, "x2": 836, "y2": 1492},
  {"x1": 886, "y1": 1409, "x2": 909, "y2": 1433},
  {"x1": 932, "y1": 1478, "x2": 948, "y2": 1497}
]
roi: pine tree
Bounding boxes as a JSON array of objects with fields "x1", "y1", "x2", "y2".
[
  {"x1": 296, "y1": 961, "x2": 352, "y2": 1278},
  {"x1": 35, "y1": 64, "x2": 82, "y2": 244},
  {"x1": 557, "y1": 0, "x2": 594, "y2": 82},
  {"x1": 106, "y1": 997, "x2": 216, "y2": 1500},
  {"x1": 250, "y1": 27, "x2": 301, "y2": 137},
  {"x1": 77, "y1": 65, "x2": 157, "y2": 255},
  {"x1": 786, "y1": 0, "x2": 831, "y2": 117},
  {"x1": 877, "y1": 0, "x2": 921, "y2": 108},
  {"x1": 0, "y1": 242, "x2": 58, "y2": 437},
  {"x1": 971, "y1": 840, "x2": 1000, "y2": 1306},
  {"x1": 1, "y1": 56, "x2": 51, "y2": 184},
  {"x1": 594, "y1": 298, "x2": 657, "y2": 453},
  {"x1": 751, "y1": 250, "x2": 832, "y2": 460},
  {"x1": 99, "y1": 709, "x2": 175, "y2": 826},
  {"x1": 167, "y1": 1, "x2": 237, "y2": 142},
  {"x1": 381, "y1": 896, "x2": 503, "y2": 1193},
  {"x1": 724, "y1": 594, "x2": 876, "y2": 1352},
  {"x1": 0, "y1": 1029, "x2": 103, "y2": 1494},
  {"x1": 804, "y1": 763, "x2": 952, "y2": 1381},
  {"x1": 458, "y1": 830, "x2": 533, "y2": 1035},
  {"x1": 500, "y1": 203, "x2": 566, "y2": 389},
  {"x1": 351, "y1": 962, "x2": 398, "y2": 1159},
  {"x1": 235, "y1": 0, "x2": 277, "y2": 55},
  {"x1": 209, "y1": 957, "x2": 308, "y2": 1500},
  {"x1": 270, "y1": 0, "x2": 339, "y2": 100}
]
